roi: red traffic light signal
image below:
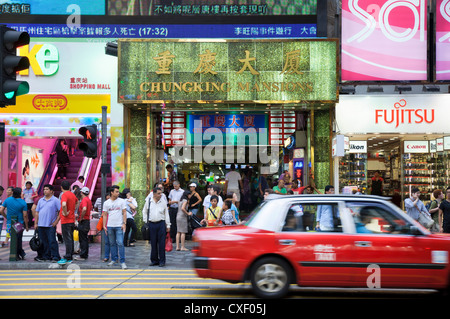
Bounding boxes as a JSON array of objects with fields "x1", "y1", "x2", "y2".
[{"x1": 78, "y1": 125, "x2": 97, "y2": 158}]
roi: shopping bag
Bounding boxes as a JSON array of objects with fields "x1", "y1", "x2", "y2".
[
  {"x1": 165, "y1": 232, "x2": 173, "y2": 252},
  {"x1": 96, "y1": 216, "x2": 103, "y2": 232}
]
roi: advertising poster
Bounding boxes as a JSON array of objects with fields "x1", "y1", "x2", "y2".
[
  {"x1": 341, "y1": 0, "x2": 427, "y2": 81},
  {"x1": 21, "y1": 145, "x2": 44, "y2": 188},
  {"x1": 436, "y1": 0, "x2": 450, "y2": 80}
]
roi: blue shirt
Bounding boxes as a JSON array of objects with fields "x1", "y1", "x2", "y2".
[
  {"x1": 405, "y1": 198, "x2": 428, "y2": 220},
  {"x1": 231, "y1": 203, "x2": 239, "y2": 220},
  {"x1": 36, "y1": 196, "x2": 61, "y2": 227},
  {"x1": 1, "y1": 197, "x2": 27, "y2": 224},
  {"x1": 316, "y1": 205, "x2": 337, "y2": 231}
]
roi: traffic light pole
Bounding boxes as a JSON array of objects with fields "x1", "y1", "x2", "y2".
[{"x1": 100, "y1": 105, "x2": 108, "y2": 260}]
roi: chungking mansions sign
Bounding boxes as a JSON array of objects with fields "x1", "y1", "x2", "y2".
[{"x1": 118, "y1": 39, "x2": 337, "y2": 103}]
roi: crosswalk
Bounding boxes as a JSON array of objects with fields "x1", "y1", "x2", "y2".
[{"x1": 0, "y1": 269, "x2": 253, "y2": 299}]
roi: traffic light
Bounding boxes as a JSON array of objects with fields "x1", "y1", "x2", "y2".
[
  {"x1": 0, "y1": 122, "x2": 5, "y2": 143},
  {"x1": 78, "y1": 125, "x2": 98, "y2": 158},
  {"x1": 0, "y1": 25, "x2": 30, "y2": 107}
]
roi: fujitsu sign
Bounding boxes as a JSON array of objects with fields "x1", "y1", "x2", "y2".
[
  {"x1": 375, "y1": 99, "x2": 434, "y2": 128},
  {"x1": 335, "y1": 95, "x2": 448, "y2": 135}
]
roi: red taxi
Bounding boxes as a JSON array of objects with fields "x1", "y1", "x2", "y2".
[{"x1": 192, "y1": 194, "x2": 450, "y2": 298}]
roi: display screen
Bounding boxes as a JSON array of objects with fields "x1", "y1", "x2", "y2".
[
  {"x1": 108, "y1": 0, "x2": 317, "y2": 16},
  {"x1": 341, "y1": 0, "x2": 427, "y2": 81},
  {"x1": 436, "y1": 0, "x2": 450, "y2": 80},
  {"x1": 0, "y1": 0, "x2": 105, "y2": 15},
  {"x1": 7, "y1": 23, "x2": 316, "y2": 39}
]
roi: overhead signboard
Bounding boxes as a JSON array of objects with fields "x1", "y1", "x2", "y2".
[
  {"x1": 341, "y1": 0, "x2": 427, "y2": 81},
  {"x1": 336, "y1": 95, "x2": 450, "y2": 134},
  {"x1": 187, "y1": 113, "x2": 267, "y2": 146},
  {"x1": 118, "y1": 39, "x2": 338, "y2": 104},
  {"x1": 404, "y1": 141, "x2": 429, "y2": 154}
]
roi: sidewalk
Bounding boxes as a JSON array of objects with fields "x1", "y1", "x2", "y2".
[{"x1": 0, "y1": 231, "x2": 195, "y2": 270}]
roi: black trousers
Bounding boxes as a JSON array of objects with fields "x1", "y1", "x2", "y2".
[
  {"x1": 168, "y1": 207, "x2": 178, "y2": 241},
  {"x1": 148, "y1": 220, "x2": 166, "y2": 265},
  {"x1": 78, "y1": 219, "x2": 90, "y2": 258},
  {"x1": 124, "y1": 218, "x2": 137, "y2": 246},
  {"x1": 61, "y1": 223, "x2": 74, "y2": 260}
]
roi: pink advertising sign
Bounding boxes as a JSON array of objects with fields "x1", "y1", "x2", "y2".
[
  {"x1": 341, "y1": 0, "x2": 427, "y2": 81},
  {"x1": 436, "y1": 0, "x2": 450, "y2": 80}
]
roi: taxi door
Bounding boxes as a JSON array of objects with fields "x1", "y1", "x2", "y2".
[
  {"x1": 347, "y1": 202, "x2": 442, "y2": 288},
  {"x1": 275, "y1": 201, "x2": 356, "y2": 286}
]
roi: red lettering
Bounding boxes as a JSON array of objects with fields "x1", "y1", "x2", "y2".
[
  {"x1": 424, "y1": 109, "x2": 434, "y2": 124},
  {"x1": 375, "y1": 109, "x2": 382, "y2": 123}
]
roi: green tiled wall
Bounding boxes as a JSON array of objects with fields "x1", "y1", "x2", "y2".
[
  {"x1": 129, "y1": 109, "x2": 148, "y2": 233},
  {"x1": 313, "y1": 110, "x2": 331, "y2": 191}
]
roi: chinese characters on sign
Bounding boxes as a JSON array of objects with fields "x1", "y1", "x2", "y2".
[
  {"x1": 148, "y1": 48, "x2": 305, "y2": 76},
  {"x1": 188, "y1": 114, "x2": 268, "y2": 146},
  {"x1": 153, "y1": 4, "x2": 268, "y2": 15},
  {"x1": 0, "y1": 3, "x2": 30, "y2": 14}
]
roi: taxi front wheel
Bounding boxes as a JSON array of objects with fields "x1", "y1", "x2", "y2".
[{"x1": 250, "y1": 257, "x2": 293, "y2": 299}]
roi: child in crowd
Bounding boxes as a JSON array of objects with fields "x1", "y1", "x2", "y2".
[{"x1": 221, "y1": 200, "x2": 238, "y2": 226}]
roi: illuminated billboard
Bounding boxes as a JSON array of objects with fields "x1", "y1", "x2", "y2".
[
  {"x1": 436, "y1": 0, "x2": 450, "y2": 81},
  {"x1": 341, "y1": 0, "x2": 427, "y2": 81}
]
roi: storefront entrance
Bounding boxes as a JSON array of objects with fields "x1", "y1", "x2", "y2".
[
  {"x1": 336, "y1": 95, "x2": 450, "y2": 208},
  {"x1": 118, "y1": 38, "x2": 338, "y2": 221}
]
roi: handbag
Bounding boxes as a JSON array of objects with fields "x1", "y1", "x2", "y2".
[
  {"x1": 414, "y1": 202, "x2": 434, "y2": 229},
  {"x1": 165, "y1": 232, "x2": 173, "y2": 252},
  {"x1": 189, "y1": 214, "x2": 205, "y2": 229},
  {"x1": 141, "y1": 200, "x2": 152, "y2": 240},
  {"x1": 141, "y1": 223, "x2": 150, "y2": 240},
  {"x1": 12, "y1": 222, "x2": 24, "y2": 234},
  {"x1": 29, "y1": 231, "x2": 42, "y2": 251}
]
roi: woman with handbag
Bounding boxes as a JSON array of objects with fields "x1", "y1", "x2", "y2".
[
  {"x1": 405, "y1": 187, "x2": 433, "y2": 229},
  {"x1": 176, "y1": 191, "x2": 192, "y2": 251}
]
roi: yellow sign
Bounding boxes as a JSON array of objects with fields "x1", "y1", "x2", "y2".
[{"x1": 0, "y1": 94, "x2": 110, "y2": 114}]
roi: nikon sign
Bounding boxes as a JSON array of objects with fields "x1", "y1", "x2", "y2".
[{"x1": 118, "y1": 39, "x2": 338, "y2": 103}]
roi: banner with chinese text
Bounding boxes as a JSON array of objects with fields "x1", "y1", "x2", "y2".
[
  {"x1": 118, "y1": 39, "x2": 337, "y2": 103},
  {"x1": 187, "y1": 113, "x2": 267, "y2": 146}
]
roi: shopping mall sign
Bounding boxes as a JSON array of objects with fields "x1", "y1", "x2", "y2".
[{"x1": 118, "y1": 39, "x2": 338, "y2": 103}]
